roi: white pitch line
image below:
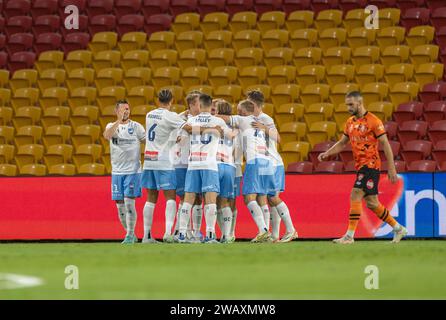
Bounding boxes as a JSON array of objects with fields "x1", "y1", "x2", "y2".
[{"x1": 0, "y1": 273, "x2": 44, "y2": 290}]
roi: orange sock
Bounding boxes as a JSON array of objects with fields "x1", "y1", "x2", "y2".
[
  {"x1": 347, "y1": 200, "x2": 362, "y2": 235},
  {"x1": 372, "y1": 203, "x2": 397, "y2": 227}
]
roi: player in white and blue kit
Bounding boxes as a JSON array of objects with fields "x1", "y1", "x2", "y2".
[{"x1": 103, "y1": 100, "x2": 145, "y2": 244}]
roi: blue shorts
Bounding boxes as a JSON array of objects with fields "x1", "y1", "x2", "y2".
[
  {"x1": 268, "y1": 165, "x2": 285, "y2": 196},
  {"x1": 242, "y1": 158, "x2": 275, "y2": 196},
  {"x1": 234, "y1": 176, "x2": 242, "y2": 197},
  {"x1": 111, "y1": 173, "x2": 142, "y2": 200},
  {"x1": 218, "y1": 163, "x2": 236, "y2": 199},
  {"x1": 185, "y1": 169, "x2": 220, "y2": 194},
  {"x1": 175, "y1": 167, "x2": 187, "y2": 196},
  {"x1": 141, "y1": 169, "x2": 177, "y2": 190}
]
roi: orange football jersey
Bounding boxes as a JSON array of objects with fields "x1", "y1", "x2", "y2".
[{"x1": 343, "y1": 112, "x2": 386, "y2": 170}]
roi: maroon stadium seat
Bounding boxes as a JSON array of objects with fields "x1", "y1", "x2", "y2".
[
  {"x1": 59, "y1": 0, "x2": 87, "y2": 17},
  {"x1": 400, "y1": 8, "x2": 431, "y2": 30},
  {"x1": 282, "y1": 0, "x2": 311, "y2": 14},
  {"x1": 254, "y1": 0, "x2": 283, "y2": 15},
  {"x1": 432, "y1": 140, "x2": 446, "y2": 165},
  {"x1": 338, "y1": 0, "x2": 367, "y2": 12},
  {"x1": 170, "y1": 0, "x2": 198, "y2": 16},
  {"x1": 428, "y1": 120, "x2": 446, "y2": 146},
  {"x1": 308, "y1": 141, "x2": 337, "y2": 166},
  {"x1": 419, "y1": 82, "x2": 446, "y2": 105},
  {"x1": 144, "y1": 14, "x2": 174, "y2": 35},
  {"x1": 31, "y1": 0, "x2": 58, "y2": 20},
  {"x1": 0, "y1": 52, "x2": 7, "y2": 70},
  {"x1": 61, "y1": 15, "x2": 89, "y2": 36},
  {"x1": 407, "y1": 160, "x2": 437, "y2": 172},
  {"x1": 401, "y1": 140, "x2": 433, "y2": 166},
  {"x1": 198, "y1": 0, "x2": 226, "y2": 17},
  {"x1": 7, "y1": 33, "x2": 34, "y2": 56},
  {"x1": 439, "y1": 161, "x2": 446, "y2": 171},
  {"x1": 384, "y1": 121, "x2": 399, "y2": 140},
  {"x1": 427, "y1": 0, "x2": 446, "y2": 10},
  {"x1": 117, "y1": 14, "x2": 145, "y2": 37},
  {"x1": 382, "y1": 160, "x2": 407, "y2": 172},
  {"x1": 379, "y1": 140, "x2": 401, "y2": 160},
  {"x1": 397, "y1": 120, "x2": 428, "y2": 146},
  {"x1": 0, "y1": 16, "x2": 5, "y2": 34},
  {"x1": 367, "y1": 0, "x2": 397, "y2": 9},
  {"x1": 392, "y1": 101, "x2": 424, "y2": 125},
  {"x1": 34, "y1": 33, "x2": 62, "y2": 55},
  {"x1": 396, "y1": 0, "x2": 426, "y2": 14},
  {"x1": 8, "y1": 52, "x2": 36, "y2": 74},
  {"x1": 0, "y1": 34, "x2": 5, "y2": 51},
  {"x1": 86, "y1": 0, "x2": 114, "y2": 19},
  {"x1": 286, "y1": 161, "x2": 314, "y2": 173},
  {"x1": 315, "y1": 161, "x2": 344, "y2": 173},
  {"x1": 5, "y1": 16, "x2": 33, "y2": 38},
  {"x1": 33, "y1": 15, "x2": 61, "y2": 37},
  {"x1": 423, "y1": 101, "x2": 446, "y2": 125},
  {"x1": 311, "y1": 0, "x2": 340, "y2": 14},
  {"x1": 89, "y1": 15, "x2": 117, "y2": 36},
  {"x1": 3, "y1": 0, "x2": 31, "y2": 19},
  {"x1": 114, "y1": 0, "x2": 142, "y2": 20},
  {"x1": 344, "y1": 160, "x2": 356, "y2": 172},
  {"x1": 226, "y1": 0, "x2": 254, "y2": 16},
  {"x1": 63, "y1": 32, "x2": 91, "y2": 54},
  {"x1": 436, "y1": 27, "x2": 446, "y2": 50},
  {"x1": 142, "y1": 0, "x2": 170, "y2": 20},
  {"x1": 339, "y1": 143, "x2": 353, "y2": 164},
  {"x1": 431, "y1": 7, "x2": 446, "y2": 30}
]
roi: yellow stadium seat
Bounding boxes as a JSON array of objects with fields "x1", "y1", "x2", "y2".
[
  {"x1": 368, "y1": 101, "x2": 394, "y2": 121},
  {"x1": 41, "y1": 106, "x2": 70, "y2": 130},
  {"x1": 14, "y1": 144, "x2": 44, "y2": 168},
  {"x1": 262, "y1": 103, "x2": 274, "y2": 116},
  {"x1": 9, "y1": 69, "x2": 38, "y2": 93},
  {"x1": 318, "y1": 28, "x2": 346, "y2": 50},
  {"x1": 234, "y1": 47, "x2": 263, "y2": 69},
  {"x1": 43, "y1": 125, "x2": 71, "y2": 148},
  {"x1": 12, "y1": 107, "x2": 41, "y2": 129},
  {"x1": 271, "y1": 84, "x2": 300, "y2": 107},
  {"x1": 326, "y1": 64, "x2": 355, "y2": 86},
  {"x1": 289, "y1": 29, "x2": 318, "y2": 51},
  {"x1": 0, "y1": 126, "x2": 14, "y2": 144},
  {"x1": 66, "y1": 68, "x2": 95, "y2": 92},
  {"x1": 0, "y1": 70, "x2": 10, "y2": 88},
  {"x1": 121, "y1": 50, "x2": 149, "y2": 71},
  {"x1": 160, "y1": 86, "x2": 184, "y2": 104},
  {"x1": 264, "y1": 47, "x2": 293, "y2": 70},
  {"x1": 238, "y1": 66, "x2": 267, "y2": 89},
  {"x1": 314, "y1": 10, "x2": 342, "y2": 32},
  {"x1": 389, "y1": 82, "x2": 419, "y2": 107},
  {"x1": 127, "y1": 86, "x2": 155, "y2": 107},
  {"x1": 96, "y1": 86, "x2": 126, "y2": 110},
  {"x1": 48, "y1": 163, "x2": 76, "y2": 176},
  {"x1": 123, "y1": 67, "x2": 152, "y2": 91},
  {"x1": 64, "y1": 50, "x2": 93, "y2": 73},
  {"x1": 11, "y1": 88, "x2": 40, "y2": 110},
  {"x1": 258, "y1": 11, "x2": 286, "y2": 34},
  {"x1": 355, "y1": 64, "x2": 385, "y2": 88},
  {"x1": 351, "y1": 46, "x2": 380, "y2": 68},
  {"x1": 384, "y1": 64, "x2": 415, "y2": 88},
  {"x1": 261, "y1": 29, "x2": 289, "y2": 52},
  {"x1": 0, "y1": 107, "x2": 13, "y2": 125},
  {"x1": 0, "y1": 144, "x2": 15, "y2": 164},
  {"x1": 152, "y1": 67, "x2": 180, "y2": 89},
  {"x1": 180, "y1": 66, "x2": 209, "y2": 90},
  {"x1": 362, "y1": 82, "x2": 390, "y2": 105},
  {"x1": 232, "y1": 30, "x2": 261, "y2": 51},
  {"x1": 322, "y1": 47, "x2": 351, "y2": 68},
  {"x1": 200, "y1": 12, "x2": 229, "y2": 36},
  {"x1": 209, "y1": 66, "x2": 238, "y2": 87},
  {"x1": 94, "y1": 68, "x2": 123, "y2": 91},
  {"x1": 406, "y1": 25, "x2": 435, "y2": 49},
  {"x1": 410, "y1": 45, "x2": 440, "y2": 66},
  {"x1": 293, "y1": 47, "x2": 322, "y2": 71},
  {"x1": 274, "y1": 103, "x2": 303, "y2": 126},
  {"x1": 206, "y1": 48, "x2": 234, "y2": 71},
  {"x1": 73, "y1": 144, "x2": 102, "y2": 168},
  {"x1": 88, "y1": 32, "x2": 118, "y2": 54},
  {"x1": 213, "y1": 85, "x2": 242, "y2": 103},
  {"x1": 347, "y1": 27, "x2": 376, "y2": 49},
  {"x1": 380, "y1": 45, "x2": 410, "y2": 67},
  {"x1": 229, "y1": 11, "x2": 257, "y2": 34},
  {"x1": 68, "y1": 87, "x2": 97, "y2": 110},
  {"x1": 171, "y1": 104, "x2": 186, "y2": 113},
  {"x1": 0, "y1": 89, "x2": 11, "y2": 107},
  {"x1": 204, "y1": 30, "x2": 232, "y2": 52},
  {"x1": 132, "y1": 105, "x2": 155, "y2": 126},
  {"x1": 306, "y1": 121, "x2": 337, "y2": 147},
  {"x1": 279, "y1": 122, "x2": 307, "y2": 144},
  {"x1": 296, "y1": 65, "x2": 325, "y2": 88},
  {"x1": 147, "y1": 31, "x2": 175, "y2": 53},
  {"x1": 70, "y1": 106, "x2": 99, "y2": 129},
  {"x1": 304, "y1": 103, "x2": 334, "y2": 127},
  {"x1": 103, "y1": 154, "x2": 111, "y2": 174},
  {"x1": 333, "y1": 103, "x2": 350, "y2": 131},
  {"x1": 0, "y1": 164, "x2": 18, "y2": 176},
  {"x1": 171, "y1": 13, "x2": 200, "y2": 35},
  {"x1": 99, "y1": 105, "x2": 117, "y2": 129},
  {"x1": 35, "y1": 51, "x2": 64, "y2": 74},
  {"x1": 118, "y1": 32, "x2": 147, "y2": 54},
  {"x1": 175, "y1": 31, "x2": 203, "y2": 53},
  {"x1": 243, "y1": 84, "x2": 271, "y2": 102},
  {"x1": 71, "y1": 125, "x2": 101, "y2": 149},
  {"x1": 44, "y1": 144, "x2": 73, "y2": 167},
  {"x1": 300, "y1": 83, "x2": 330, "y2": 107},
  {"x1": 92, "y1": 50, "x2": 121, "y2": 72},
  {"x1": 286, "y1": 11, "x2": 314, "y2": 32},
  {"x1": 343, "y1": 9, "x2": 365, "y2": 32},
  {"x1": 414, "y1": 63, "x2": 444, "y2": 88},
  {"x1": 281, "y1": 141, "x2": 310, "y2": 168},
  {"x1": 376, "y1": 26, "x2": 406, "y2": 50},
  {"x1": 178, "y1": 49, "x2": 206, "y2": 70},
  {"x1": 39, "y1": 87, "x2": 68, "y2": 109},
  {"x1": 330, "y1": 82, "x2": 359, "y2": 107},
  {"x1": 379, "y1": 8, "x2": 401, "y2": 28},
  {"x1": 149, "y1": 49, "x2": 178, "y2": 71},
  {"x1": 267, "y1": 65, "x2": 297, "y2": 88},
  {"x1": 37, "y1": 69, "x2": 66, "y2": 92},
  {"x1": 78, "y1": 163, "x2": 105, "y2": 175},
  {"x1": 187, "y1": 85, "x2": 213, "y2": 96},
  {"x1": 19, "y1": 164, "x2": 47, "y2": 176},
  {"x1": 14, "y1": 125, "x2": 43, "y2": 147}
]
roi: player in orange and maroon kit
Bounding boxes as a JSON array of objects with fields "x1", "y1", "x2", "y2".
[{"x1": 318, "y1": 91, "x2": 408, "y2": 244}]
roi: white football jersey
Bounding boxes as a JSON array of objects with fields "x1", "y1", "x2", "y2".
[
  {"x1": 143, "y1": 107, "x2": 186, "y2": 170},
  {"x1": 174, "y1": 112, "x2": 191, "y2": 169},
  {"x1": 217, "y1": 126, "x2": 236, "y2": 167},
  {"x1": 257, "y1": 112, "x2": 284, "y2": 167},
  {"x1": 233, "y1": 133, "x2": 243, "y2": 177},
  {"x1": 106, "y1": 120, "x2": 145, "y2": 175},
  {"x1": 186, "y1": 112, "x2": 228, "y2": 171}
]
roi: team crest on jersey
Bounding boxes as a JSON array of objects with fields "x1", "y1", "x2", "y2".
[
  {"x1": 128, "y1": 126, "x2": 134, "y2": 135},
  {"x1": 366, "y1": 179, "x2": 374, "y2": 189}
]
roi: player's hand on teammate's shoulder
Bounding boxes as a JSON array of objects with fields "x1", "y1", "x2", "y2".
[{"x1": 251, "y1": 121, "x2": 267, "y2": 132}]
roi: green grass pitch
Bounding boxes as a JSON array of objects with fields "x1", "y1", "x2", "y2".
[{"x1": 1, "y1": 240, "x2": 446, "y2": 299}]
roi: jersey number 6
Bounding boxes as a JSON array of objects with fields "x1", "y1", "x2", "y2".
[{"x1": 148, "y1": 124, "x2": 157, "y2": 141}]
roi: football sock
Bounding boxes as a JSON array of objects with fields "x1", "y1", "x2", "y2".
[
  {"x1": 165, "y1": 199, "x2": 176, "y2": 237},
  {"x1": 276, "y1": 201, "x2": 295, "y2": 233},
  {"x1": 216, "y1": 209, "x2": 223, "y2": 234},
  {"x1": 192, "y1": 205, "x2": 202, "y2": 237},
  {"x1": 204, "y1": 204, "x2": 217, "y2": 239},
  {"x1": 179, "y1": 202, "x2": 192, "y2": 238},
  {"x1": 173, "y1": 204, "x2": 181, "y2": 236},
  {"x1": 229, "y1": 208, "x2": 237, "y2": 238},
  {"x1": 346, "y1": 200, "x2": 362, "y2": 238},
  {"x1": 124, "y1": 198, "x2": 137, "y2": 237},
  {"x1": 247, "y1": 201, "x2": 268, "y2": 233},
  {"x1": 143, "y1": 202, "x2": 155, "y2": 239},
  {"x1": 372, "y1": 203, "x2": 400, "y2": 230},
  {"x1": 116, "y1": 202, "x2": 127, "y2": 231},
  {"x1": 261, "y1": 205, "x2": 271, "y2": 230},
  {"x1": 221, "y1": 207, "x2": 233, "y2": 239},
  {"x1": 270, "y1": 206, "x2": 281, "y2": 239}
]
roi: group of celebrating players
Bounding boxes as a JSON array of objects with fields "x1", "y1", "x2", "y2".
[{"x1": 103, "y1": 88, "x2": 408, "y2": 245}]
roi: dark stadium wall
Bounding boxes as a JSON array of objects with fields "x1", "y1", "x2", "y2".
[{"x1": 0, "y1": 173, "x2": 445, "y2": 240}]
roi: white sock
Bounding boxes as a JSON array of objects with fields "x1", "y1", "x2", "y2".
[
  {"x1": 186, "y1": 211, "x2": 192, "y2": 235},
  {"x1": 216, "y1": 209, "x2": 223, "y2": 234},
  {"x1": 204, "y1": 204, "x2": 217, "y2": 239},
  {"x1": 276, "y1": 201, "x2": 295, "y2": 233},
  {"x1": 192, "y1": 205, "x2": 202, "y2": 237},
  {"x1": 230, "y1": 208, "x2": 237, "y2": 237},
  {"x1": 261, "y1": 205, "x2": 270, "y2": 231},
  {"x1": 247, "y1": 201, "x2": 268, "y2": 233},
  {"x1": 221, "y1": 207, "x2": 232, "y2": 239},
  {"x1": 143, "y1": 202, "x2": 155, "y2": 239},
  {"x1": 271, "y1": 206, "x2": 281, "y2": 239},
  {"x1": 179, "y1": 202, "x2": 192, "y2": 237},
  {"x1": 165, "y1": 199, "x2": 176, "y2": 237},
  {"x1": 124, "y1": 198, "x2": 137, "y2": 237},
  {"x1": 116, "y1": 202, "x2": 127, "y2": 231},
  {"x1": 173, "y1": 204, "x2": 181, "y2": 235},
  {"x1": 346, "y1": 230, "x2": 355, "y2": 238},
  {"x1": 393, "y1": 223, "x2": 402, "y2": 232}
]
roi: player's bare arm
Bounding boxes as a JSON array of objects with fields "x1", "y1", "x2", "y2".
[
  {"x1": 379, "y1": 134, "x2": 398, "y2": 184},
  {"x1": 318, "y1": 135, "x2": 350, "y2": 162}
]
